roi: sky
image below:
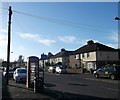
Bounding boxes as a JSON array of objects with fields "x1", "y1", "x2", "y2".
[{"x1": 0, "y1": 1, "x2": 119, "y2": 61}]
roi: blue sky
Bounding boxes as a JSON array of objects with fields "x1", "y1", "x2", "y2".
[{"x1": 1, "y1": 2, "x2": 119, "y2": 61}]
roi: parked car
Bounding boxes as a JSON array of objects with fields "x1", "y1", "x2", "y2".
[
  {"x1": 48, "y1": 66, "x2": 56, "y2": 73},
  {"x1": 13, "y1": 66, "x2": 21, "y2": 71},
  {"x1": 55, "y1": 66, "x2": 67, "y2": 74},
  {"x1": 93, "y1": 65, "x2": 120, "y2": 80},
  {"x1": 13, "y1": 68, "x2": 27, "y2": 83},
  {"x1": 3, "y1": 68, "x2": 14, "y2": 78}
]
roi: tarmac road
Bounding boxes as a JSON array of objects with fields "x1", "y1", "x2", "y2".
[{"x1": 44, "y1": 72, "x2": 120, "y2": 100}]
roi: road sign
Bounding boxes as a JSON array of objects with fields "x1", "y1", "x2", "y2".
[{"x1": 41, "y1": 53, "x2": 47, "y2": 60}]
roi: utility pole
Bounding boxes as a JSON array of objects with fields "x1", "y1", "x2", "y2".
[{"x1": 6, "y1": 6, "x2": 12, "y2": 85}]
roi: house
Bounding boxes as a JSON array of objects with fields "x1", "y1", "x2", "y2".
[
  {"x1": 69, "y1": 40, "x2": 119, "y2": 71},
  {"x1": 49, "y1": 48, "x2": 73, "y2": 67},
  {"x1": 39, "y1": 52, "x2": 54, "y2": 67}
]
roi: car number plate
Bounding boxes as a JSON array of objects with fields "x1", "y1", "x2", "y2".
[{"x1": 105, "y1": 71, "x2": 108, "y2": 74}]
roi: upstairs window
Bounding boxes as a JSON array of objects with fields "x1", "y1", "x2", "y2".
[
  {"x1": 87, "y1": 53, "x2": 90, "y2": 58},
  {"x1": 82, "y1": 53, "x2": 85, "y2": 58},
  {"x1": 75, "y1": 54, "x2": 79, "y2": 59}
]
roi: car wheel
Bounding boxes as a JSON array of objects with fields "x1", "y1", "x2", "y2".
[
  {"x1": 95, "y1": 74, "x2": 99, "y2": 78},
  {"x1": 110, "y1": 74, "x2": 115, "y2": 80}
]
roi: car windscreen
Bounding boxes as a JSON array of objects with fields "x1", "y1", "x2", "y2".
[{"x1": 18, "y1": 69, "x2": 26, "y2": 73}]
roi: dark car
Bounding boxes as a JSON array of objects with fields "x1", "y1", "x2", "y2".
[{"x1": 93, "y1": 65, "x2": 120, "y2": 80}]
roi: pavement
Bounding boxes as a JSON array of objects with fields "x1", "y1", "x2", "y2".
[
  {"x1": 2, "y1": 76, "x2": 56, "y2": 100},
  {"x1": 2, "y1": 76, "x2": 89, "y2": 100},
  {"x1": 1, "y1": 68, "x2": 88, "y2": 100}
]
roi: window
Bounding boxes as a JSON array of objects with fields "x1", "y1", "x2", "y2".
[
  {"x1": 18, "y1": 69, "x2": 26, "y2": 73},
  {"x1": 75, "y1": 54, "x2": 79, "y2": 59},
  {"x1": 87, "y1": 53, "x2": 90, "y2": 58},
  {"x1": 75, "y1": 64, "x2": 77, "y2": 67},
  {"x1": 99, "y1": 66, "x2": 105, "y2": 71},
  {"x1": 82, "y1": 53, "x2": 85, "y2": 58},
  {"x1": 108, "y1": 66, "x2": 114, "y2": 71}
]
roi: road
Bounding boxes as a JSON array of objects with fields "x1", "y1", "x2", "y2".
[
  {"x1": 1, "y1": 71, "x2": 119, "y2": 99},
  {"x1": 44, "y1": 72, "x2": 120, "y2": 100}
]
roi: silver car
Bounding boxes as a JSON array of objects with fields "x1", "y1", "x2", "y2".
[{"x1": 13, "y1": 68, "x2": 27, "y2": 83}]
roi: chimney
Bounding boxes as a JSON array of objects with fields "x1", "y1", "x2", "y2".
[
  {"x1": 61, "y1": 48, "x2": 65, "y2": 52},
  {"x1": 87, "y1": 40, "x2": 94, "y2": 45},
  {"x1": 48, "y1": 52, "x2": 52, "y2": 56}
]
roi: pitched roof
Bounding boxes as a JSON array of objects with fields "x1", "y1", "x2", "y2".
[
  {"x1": 51, "y1": 50, "x2": 73, "y2": 58},
  {"x1": 47, "y1": 53, "x2": 54, "y2": 59},
  {"x1": 71, "y1": 42, "x2": 117, "y2": 55}
]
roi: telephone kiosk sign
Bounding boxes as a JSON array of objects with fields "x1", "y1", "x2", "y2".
[{"x1": 26, "y1": 56, "x2": 39, "y2": 88}]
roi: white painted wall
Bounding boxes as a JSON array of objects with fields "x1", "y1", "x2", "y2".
[{"x1": 80, "y1": 52, "x2": 96, "y2": 61}]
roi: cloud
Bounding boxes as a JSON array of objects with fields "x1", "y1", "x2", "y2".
[
  {"x1": 0, "y1": 29, "x2": 8, "y2": 48},
  {"x1": 109, "y1": 33, "x2": 118, "y2": 42},
  {"x1": 19, "y1": 33, "x2": 39, "y2": 40},
  {"x1": 58, "y1": 36, "x2": 76, "y2": 43},
  {"x1": 18, "y1": 32, "x2": 56, "y2": 46},
  {"x1": 38, "y1": 39, "x2": 55, "y2": 46},
  {"x1": 1, "y1": 29, "x2": 7, "y2": 33}
]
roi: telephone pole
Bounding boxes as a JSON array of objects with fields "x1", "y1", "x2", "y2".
[{"x1": 6, "y1": 6, "x2": 12, "y2": 85}]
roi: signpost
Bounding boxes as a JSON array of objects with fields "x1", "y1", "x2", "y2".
[{"x1": 41, "y1": 53, "x2": 47, "y2": 85}]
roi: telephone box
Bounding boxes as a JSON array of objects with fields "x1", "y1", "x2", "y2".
[{"x1": 26, "y1": 56, "x2": 39, "y2": 88}]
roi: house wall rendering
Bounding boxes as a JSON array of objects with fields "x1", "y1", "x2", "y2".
[
  {"x1": 80, "y1": 52, "x2": 96, "y2": 61},
  {"x1": 96, "y1": 51, "x2": 119, "y2": 61}
]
